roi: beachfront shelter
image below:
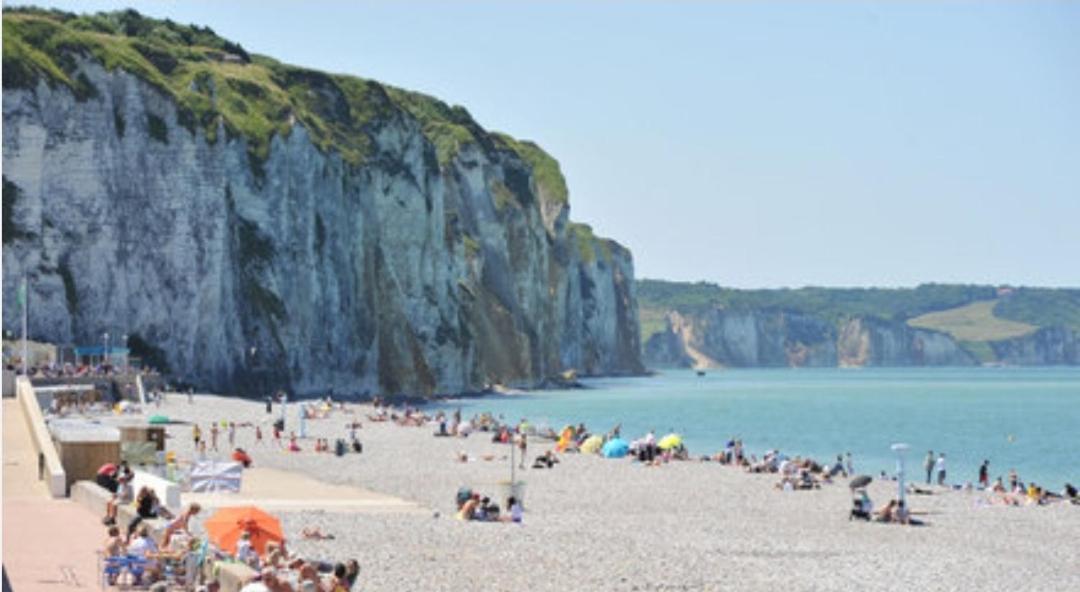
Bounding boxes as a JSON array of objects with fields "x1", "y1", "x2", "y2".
[
  {"x1": 49, "y1": 419, "x2": 121, "y2": 492},
  {"x1": 73, "y1": 345, "x2": 129, "y2": 367}
]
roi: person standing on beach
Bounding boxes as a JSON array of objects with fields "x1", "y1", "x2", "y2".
[
  {"x1": 845, "y1": 452, "x2": 854, "y2": 476},
  {"x1": 228, "y1": 422, "x2": 236, "y2": 448},
  {"x1": 255, "y1": 425, "x2": 263, "y2": 445},
  {"x1": 518, "y1": 432, "x2": 527, "y2": 469},
  {"x1": 193, "y1": 424, "x2": 201, "y2": 449},
  {"x1": 211, "y1": 423, "x2": 220, "y2": 451},
  {"x1": 979, "y1": 460, "x2": 990, "y2": 488},
  {"x1": 935, "y1": 453, "x2": 947, "y2": 486},
  {"x1": 924, "y1": 450, "x2": 935, "y2": 484}
]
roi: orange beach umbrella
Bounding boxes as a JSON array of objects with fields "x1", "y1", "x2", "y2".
[{"x1": 203, "y1": 506, "x2": 284, "y2": 555}]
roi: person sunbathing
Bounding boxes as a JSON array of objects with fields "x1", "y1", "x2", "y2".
[
  {"x1": 895, "y1": 500, "x2": 926, "y2": 526},
  {"x1": 232, "y1": 448, "x2": 253, "y2": 468},
  {"x1": 302, "y1": 527, "x2": 336, "y2": 540},
  {"x1": 263, "y1": 542, "x2": 288, "y2": 569},
  {"x1": 875, "y1": 500, "x2": 898, "y2": 523},
  {"x1": 497, "y1": 496, "x2": 524, "y2": 524},
  {"x1": 163, "y1": 503, "x2": 201, "y2": 547},
  {"x1": 457, "y1": 495, "x2": 481, "y2": 520}
]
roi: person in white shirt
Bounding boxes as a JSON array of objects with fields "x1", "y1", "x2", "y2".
[
  {"x1": 127, "y1": 525, "x2": 158, "y2": 559},
  {"x1": 935, "y1": 453, "x2": 947, "y2": 486},
  {"x1": 236, "y1": 531, "x2": 259, "y2": 569},
  {"x1": 126, "y1": 524, "x2": 160, "y2": 583}
]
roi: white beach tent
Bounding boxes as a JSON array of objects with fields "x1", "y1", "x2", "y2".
[{"x1": 189, "y1": 460, "x2": 243, "y2": 493}]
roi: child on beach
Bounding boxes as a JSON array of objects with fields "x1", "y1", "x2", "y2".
[
  {"x1": 103, "y1": 525, "x2": 126, "y2": 558},
  {"x1": 255, "y1": 425, "x2": 263, "y2": 445}
]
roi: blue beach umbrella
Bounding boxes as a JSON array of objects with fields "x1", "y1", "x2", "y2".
[{"x1": 602, "y1": 438, "x2": 630, "y2": 458}]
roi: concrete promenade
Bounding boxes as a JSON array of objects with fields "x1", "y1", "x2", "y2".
[{"x1": 3, "y1": 399, "x2": 105, "y2": 591}]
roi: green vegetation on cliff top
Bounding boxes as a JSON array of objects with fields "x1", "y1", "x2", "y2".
[
  {"x1": 637, "y1": 279, "x2": 1080, "y2": 343},
  {"x1": 907, "y1": 300, "x2": 1036, "y2": 341},
  {"x1": 1, "y1": 7, "x2": 568, "y2": 187},
  {"x1": 569, "y1": 223, "x2": 613, "y2": 265}
]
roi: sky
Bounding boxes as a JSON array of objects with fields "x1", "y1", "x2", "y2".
[{"x1": 7, "y1": 1, "x2": 1079, "y2": 288}]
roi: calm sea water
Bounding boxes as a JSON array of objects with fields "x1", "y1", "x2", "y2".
[{"x1": 434, "y1": 367, "x2": 1080, "y2": 488}]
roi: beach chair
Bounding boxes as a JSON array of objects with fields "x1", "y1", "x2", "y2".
[
  {"x1": 126, "y1": 556, "x2": 149, "y2": 586},
  {"x1": 101, "y1": 555, "x2": 127, "y2": 589},
  {"x1": 849, "y1": 496, "x2": 871, "y2": 521}
]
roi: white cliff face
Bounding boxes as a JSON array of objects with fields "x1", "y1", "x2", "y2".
[
  {"x1": 2, "y1": 62, "x2": 643, "y2": 395},
  {"x1": 645, "y1": 308, "x2": 974, "y2": 369}
]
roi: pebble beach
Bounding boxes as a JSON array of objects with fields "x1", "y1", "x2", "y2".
[{"x1": 155, "y1": 394, "x2": 1079, "y2": 592}]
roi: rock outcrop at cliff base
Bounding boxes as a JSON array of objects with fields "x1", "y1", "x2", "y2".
[{"x1": 1, "y1": 9, "x2": 643, "y2": 395}]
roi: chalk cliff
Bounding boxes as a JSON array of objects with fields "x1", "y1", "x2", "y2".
[
  {"x1": 1, "y1": 9, "x2": 643, "y2": 395},
  {"x1": 644, "y1": 309, "x2": 974, "y2": 369}
]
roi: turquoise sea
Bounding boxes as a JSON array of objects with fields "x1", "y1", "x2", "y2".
[{"x1": 436, "y1": 367, "x2": 1080, "y2": 488}]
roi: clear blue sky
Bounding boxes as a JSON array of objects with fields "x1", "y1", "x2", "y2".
[{"x1": 10, "y1": 1, "x2": 1080, "y2": 288}]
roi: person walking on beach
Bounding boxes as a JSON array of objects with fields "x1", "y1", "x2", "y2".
[
  {"x1": 193, "y1": 424, "x2": 201, "y2": 449},
  {"x1": 924, "y1": 450, "x2": 935, "y2": 484},
  {"x1": 188, "y1": 388, "x2": 194, "y2": 404},
  {"x1": 979, "y1": 460, "x2": 990, "y2": 489},
  {"x1": 210, "y1": 423, "x2": 220, "y2": 451},
  {"x1": 935, "y1": 453, "x2": 947, "y2": 486},
  {"x1": 228, "y1": 422, "x2": 236, "y2": 448},
  {"x1": 255, "y1": 425, "x2": 263, "y2": 445},
  {"x1": 518, "y1": 432, "x2": 528, "y2": 469},
  {"x1": 845, "y1": 452, "x2": 854, "y2": 476}
]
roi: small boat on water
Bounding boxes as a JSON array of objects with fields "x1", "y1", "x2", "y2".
[{"x1": 696, "y1": 370, "x2": 706, "y2": 377}]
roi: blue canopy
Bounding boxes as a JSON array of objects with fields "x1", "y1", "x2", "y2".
[
  {"x1": 73, "y1": 346, "x2": 130, "y2": 356},
  {"x1": 602, "y1": 438, "x2": 630, "y2": 458}
]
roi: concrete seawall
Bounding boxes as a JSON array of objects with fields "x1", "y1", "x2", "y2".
[{"x1": 15, "y1": 375, "x2": 66, "y2": 497}]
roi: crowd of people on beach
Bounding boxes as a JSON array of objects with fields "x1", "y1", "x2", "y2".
[
  {"x1": 94, "y1": 456, "x2": 362, "y2": 590},
  {"x1": 73, "y1": 387, "x2": 1078, "y2": 589},
  {"x1": 7, "y1": 359, "x2": 161, "y2": 380},
  {"x1": 365, "y1": 400, "x2": 1080, "y2": 529}
]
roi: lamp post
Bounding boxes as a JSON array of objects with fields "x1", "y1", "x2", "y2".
[
  {"x1": 103, "y1": 332, "x2": 110, "y2": 368},
  {"x1": 891, "y1": 443, "x2": 909, "y2": 509},
  {"x1": 122, "y1": 334, "x2": 129, "y2": 373}
]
